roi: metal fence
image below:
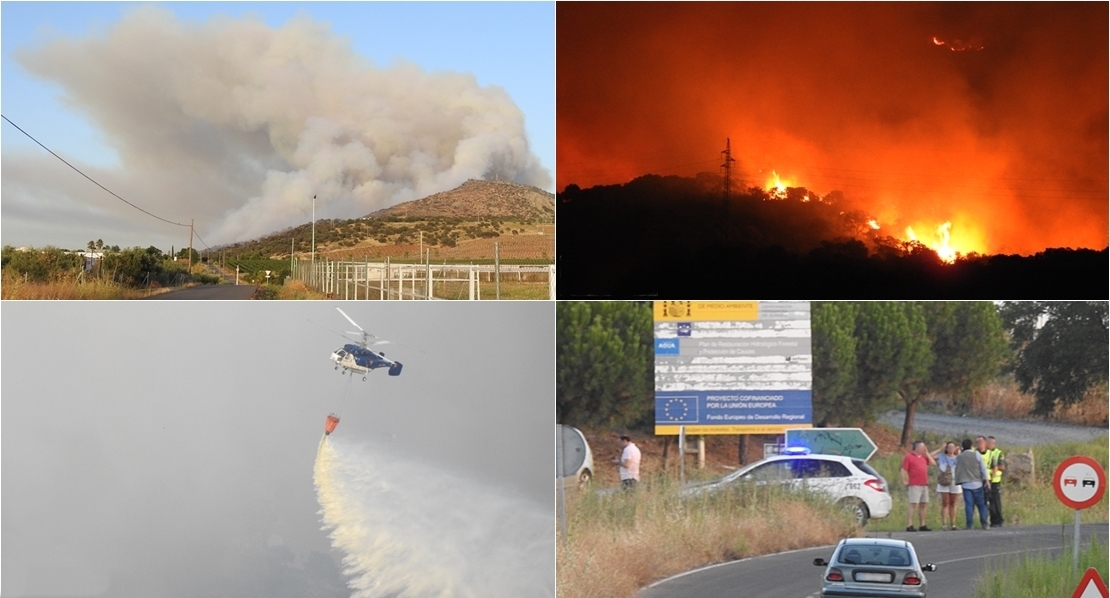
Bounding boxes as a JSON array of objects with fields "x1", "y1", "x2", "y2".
[{"x1": 290, "y1": 257, "x2": 554, "y2": 300}]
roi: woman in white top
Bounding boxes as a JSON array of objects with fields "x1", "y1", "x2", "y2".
[{"x1": 933, "y1": 442, "x2": 962, "y2": 530}]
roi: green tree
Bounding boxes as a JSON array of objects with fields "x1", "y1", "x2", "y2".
[
  {"x1": 922, "y1": 302, "x2": 1009, "y2": 413},
  {"x1": 103, "y1": 247, "x2": 163, "y2": 286},
  {"x1": 556, "y1": 301, "x2": 654, "y2": 429},
  {"x1": 1, "y1": 246, "x2": 82, "y2": 281},
  {"x1": 999, "y1": 301, "x2": 1109, "y2": 415},
  {"x1": 811, "y1": 302, "x2": 860, "y2": 426},
  {"x1": 853, "y1": 302, "x2": 929, "y2": 433}
]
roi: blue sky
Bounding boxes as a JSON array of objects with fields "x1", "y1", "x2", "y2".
[{"x1": 0, "y1": 2, "x2": 554, "y2": 248}]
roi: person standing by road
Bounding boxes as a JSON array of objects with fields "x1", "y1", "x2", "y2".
[
  {"x1": 901, "y1": 440, "x2": 936, "y2": 531},
  {"x1": 975, "y1": 435, "x2": 993, "y2": 524},
  {"x1": 616, "y1": 435, "x2": 641, "y2": 490},
  {"x1": 933, "y1": 441, "x2": 962, "y2": 530},
  {"x1": 986, "y1": 436, "x2": 1006, "y2": 527},
  {"x1": 955, "y1": 438, "x2": 991, "y2": 530}
]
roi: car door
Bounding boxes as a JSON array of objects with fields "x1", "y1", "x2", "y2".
[
  {"x1": 738, "y1": 459, "x2": 794, "y2": 487},
  {"x1": 793, "y1": 458, "x2": 853, "y2": 500}
]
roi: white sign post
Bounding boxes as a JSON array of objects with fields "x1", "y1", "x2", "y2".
[{"x1": 1052, "y1": 456, "x2": 1106, "y2": 574}]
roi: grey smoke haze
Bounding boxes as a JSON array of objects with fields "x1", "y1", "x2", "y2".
[
  {"x1": 10, "y1": 6, "x2": 551, "y2": 244},
  {"x1": 1, "y1": 301, "x2": 554, "y2": 597}
]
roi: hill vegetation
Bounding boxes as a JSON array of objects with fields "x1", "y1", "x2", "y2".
[
  {"x1": 215, "y1": 179, "x2": 555, "y2": 263},
  {"x1": 557, "y1": 174, "x2": 1108, "y2": 297}
]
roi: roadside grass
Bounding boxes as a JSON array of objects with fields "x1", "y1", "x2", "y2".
[
  {"x1": 557, "y1": 477, "x2": 859, "y2": 598},
  {"x1": 923, "y1": 379, "x2": 1109, "y2": 427},
  {"x1": 975, "y1": 536, "x2": 1107, "y2": 598},
  {"x1": 421, "y1": 279, "x2": 550, "y2": 300},
  {"x1": 867, "y1": 438, "x2": 1109, "y2": 532},
  {"x1": 249, "y1": 281, "x2": 326, "y2": 300},
  {"x1": 2, "y1": 272, "x2": 145, "y2": 299}
]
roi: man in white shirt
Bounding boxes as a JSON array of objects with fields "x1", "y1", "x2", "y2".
[{"x1": 618, "y1": 435, "x2": 641, "y2": 490}]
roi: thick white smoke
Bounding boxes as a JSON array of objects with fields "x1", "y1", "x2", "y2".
[
  {"x1": 313, "y1": 436, "x2": 553, "y2": 598},
  {"x1": 14, "y1": 7, "x2": 551, "y2": 243}
]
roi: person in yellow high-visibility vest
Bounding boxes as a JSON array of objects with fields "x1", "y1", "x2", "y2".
[
  {"x1": 975, "y1": 436, "x2": 993, "y2": 529},
  {"x1": 986, "y1": 436, "x2": 1005, "y2": 527}
]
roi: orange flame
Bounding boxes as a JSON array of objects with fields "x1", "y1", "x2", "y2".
[
  {"x1": 868, "y1": 219, "x2": 880, "y2": 230},
  {"x1": 765, "y1": 170, "x2": 794, "y2": 199},
  {"x1": 905, "y1": 221, "x2": 957, "y2": 262}
]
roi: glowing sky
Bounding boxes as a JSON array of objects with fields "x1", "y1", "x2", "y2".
[{"x1": 557, "y1": 3, "x2": 1108, "y2": 255}]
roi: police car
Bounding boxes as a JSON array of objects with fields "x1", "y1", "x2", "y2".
[{"x1": 679, "y1": 448, "x2": 892, "y2": 525}]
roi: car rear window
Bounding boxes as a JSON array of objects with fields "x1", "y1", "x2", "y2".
[
  {"x1": 838, "y1": 545, "x2": 912, "y2": 567},
  {"x1": 852, "y1": 460, "x2": 881, "y2": 477}
]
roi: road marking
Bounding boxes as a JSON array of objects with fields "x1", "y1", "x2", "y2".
[
  {"x1": 934, "y1": 545, "x2": 1061, "y2": 565},
  {"x1": 646, "y1": 544, "x2": 838, "y2": 588}
]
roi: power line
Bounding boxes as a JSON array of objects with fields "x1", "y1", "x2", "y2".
[
  {"x1": 192, "y1": 230, "x2": 212, "y2": 252},
  {"x1": 1, "y1": 114, "x2": 191, "y2": 228}
]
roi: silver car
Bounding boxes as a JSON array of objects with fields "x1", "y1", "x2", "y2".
[{"x1": 813, "y1": 538, "x2": 936, "y2": 597}]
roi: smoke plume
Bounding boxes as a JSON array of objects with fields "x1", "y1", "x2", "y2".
[
  {"x1": 13, "y1": 6, "x2": 550, "y2": 243},
  {"x1": 313, "y1": 436, "x2": 553, "y2": 598}
]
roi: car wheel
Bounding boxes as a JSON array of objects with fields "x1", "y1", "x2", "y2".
[
  {"x1": 578, "y1": 469, "x2": 592, "y2": 490},
  {"x1": 840, "y1": 498, "x2": 869, "y2": 526}
]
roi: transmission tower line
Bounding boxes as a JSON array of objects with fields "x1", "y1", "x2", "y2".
[{"x1": 721, "y1": 137, "x2": 736, "y2": 202}]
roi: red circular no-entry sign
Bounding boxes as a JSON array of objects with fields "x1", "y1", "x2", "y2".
[{"x1": 1053, "y1": 456, "x2": 1107, "y2": 510}]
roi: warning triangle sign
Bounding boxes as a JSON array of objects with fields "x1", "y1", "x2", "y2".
[{"x1": 1072, "y1": 568, "x2": 1108, "y2": 598}]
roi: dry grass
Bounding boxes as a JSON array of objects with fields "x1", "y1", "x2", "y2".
[
  {"x1": 1, "y1": 272, "x2": 149, "y2": 299},
  {"x1": 969, "y1": 380, "x2": 1108, "y2": 427},
  {"x1": 274, "y1": 279, "x2": 327, "y2": 300},
  {"x1": 557, "y1": 480, "x2": 859, "y2": 598},
  {"x1": 318, "y1": 224, "x2": 555, "y2": 262}
]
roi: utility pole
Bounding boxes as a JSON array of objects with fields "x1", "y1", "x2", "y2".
[
  {"x1": 311, "y1": 195, "x2": 317, "y2": 279},
  {"x1": 721, "y1": 138, "x2": 736, "y2": 205},
  {"x1": 188, "y1": 219, "x2": 194, "y2": 270}
]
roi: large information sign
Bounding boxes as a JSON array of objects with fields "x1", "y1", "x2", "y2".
[{"x1": 654, "y1": 301, "x2": 812, "y2": 435}]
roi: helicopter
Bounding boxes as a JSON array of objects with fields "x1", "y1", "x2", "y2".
[{"x1": 330, "y1": 307, "x2": 403, "y2": 380}]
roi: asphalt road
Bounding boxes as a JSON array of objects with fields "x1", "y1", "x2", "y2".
[
  {"x1": 881, "y1": 411, "x2": 1109, "y2": 446},
  {"x1": 640, "y1": 524, "x2": 1108, "y2": 598},
  {"x1": 144, "y1": 284, "x2": 258, "y2": 300}
]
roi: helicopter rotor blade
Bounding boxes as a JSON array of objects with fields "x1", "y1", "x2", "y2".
[
  {"x1": 335, "y1": 307, "x2": 364, "y2": 333},
  {"x1": 306, "y1": 319, "x2": 351, "y2": 342}
]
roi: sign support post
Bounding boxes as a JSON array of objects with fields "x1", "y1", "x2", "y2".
[
  {"x1": 1073, "y1": 508, "x2": 1081, "y2": 574},
  {"x1": 679, "y1": 426, "x2": 686, "y2": 484}
]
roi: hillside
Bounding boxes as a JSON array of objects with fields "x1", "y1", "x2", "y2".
[
  {"x1": 212, "y1": 179, "x2": 555, "y2": 262},
  {"x1": 367, "y1": 179, "x2": 554, "y2": 221}
]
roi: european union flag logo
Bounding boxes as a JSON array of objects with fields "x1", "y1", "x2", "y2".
[
  {"x1": 655, "y1": 338, "x2": 680, "y2": 355},
  {"x1": 660, "y1": 396, "x2": 698, "y2": 423},
  {"x1": 677, "y1": 322, "x2": 692, "y2": 337}
]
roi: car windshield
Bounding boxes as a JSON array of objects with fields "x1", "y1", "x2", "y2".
[{"x1": 838, "y1": 545, "x2": 912, "y2": 567}]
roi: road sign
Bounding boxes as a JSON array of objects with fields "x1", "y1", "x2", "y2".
[
  {"x1": 1053, "y1": 456, "x2": 1106, "y2": 510},
  {"x1": 654, "y1": 301, "x2": 812, "y2": 435},
  {"x1": 786, "y1": 428, "x2": 878, "y2": 461},
  {"x1": 1072, "y1": 568, "x2": 1108, "y2": 598},
  {"x1": 556, "y1": 425, "x2": 587, "y2": 478}
]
